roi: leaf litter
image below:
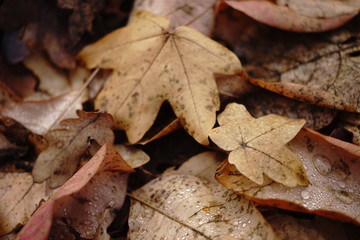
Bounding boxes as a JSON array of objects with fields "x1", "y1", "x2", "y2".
[
  {"x1": 32, "y1": 110, "x2": 115, "y2": 188},
  {"x1": 15, "y1": 144, "x2": 133, "y2": 240},
  {"x1": 0, "y1": 0, "x2": 360, "y2": 239},
  {"x1": 79, "y1": 10, "x2": 242, "y2": 145},
  {"x1": 216, "y1": 127, "x2": 360, "y2": 225}
]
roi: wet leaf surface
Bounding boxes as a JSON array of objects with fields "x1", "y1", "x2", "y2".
[
  {"x1": 210, "y1": 103, "x2": 308, "y2": 187},
  {"x1": 128, "y1": 174, "x2": 276, "y2": 240},
  {"x1": 15, "y1": 144, "x2": 133, "y2": 240},
  {"x1": 79, "y1": 11, "x2": 242, "y2": 144},
  {"x1": 32, "y1": 110, "x2": 114, "y2": 187},
  {"x1": 216, "y1": 127, "x2": 360, "y2": 224}
]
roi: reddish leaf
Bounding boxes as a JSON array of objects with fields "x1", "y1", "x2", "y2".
[
  {"x1": 225, "y1": 0, "x2": 358, "y2": 32},
  {"x1": 15, "y1": 144, "x2": 133, "y2": 240}
]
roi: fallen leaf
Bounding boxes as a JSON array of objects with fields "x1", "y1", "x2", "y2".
[
  {"x1": 15, "y1": 144, "x2": 133, "y2": 240},
  {"x1": 79, "y1": 10, "x2": 242, "y2": 144},
  {"x1": 139, "y1": 118, "x2": 182, "y2": 144},
  {"x1": 0, "y1": 172, "x2": 49, "y2": 235},
  {"x1": 23, "y1": 52, "x2": 71, "y2": 99},
  {"x1": 0, "y1": 116, "x2": 31, "y2": 160},
  {"x1": 128, "y1": 174, "x2": 276, "y2": 239},
  {"x1": 225, "y1": 0, "x2": 358, "y2": 32},
  {"x1": 114, "y1": 144, "x2": 150, "y2": 168},
  {"x1": 132, "y1": 0, "x2": 218, "y2": 36},
  {"x1": 266, "y1": 213, "x2": 347, "y2": 240},
  {"x1": 1, "y1": 91, "x2": 85, "y2": 135},
  {"x1": 227, "y1": 15, "x2": 360, "y2": 112},
  {"x1": 0, "y1": 57, "x2": 36, "y2": 100},
  {"x1": 32, "y1": 110, "x2": 114, "y2": 187},
  {"x1": 343, "y1": 112, "x2": 360, "y2": 146},
  {"x1": 57, "y1": 0, "x2": 105, "y2": 43},
  {"x1": 217, "y1": 73, "x2": 257, "y2": 100},
  {"x1": 216, "y1": 127, "x2": 360, "y2": 224},
  {"x1": 164, "y1": 151, "x2": 225, "y2": 183},
  {"x1": 243, "y1": 91, "x2": 337, "y2": 130},
  {"x1": 209, "y1": 103, "x2": 308, "y2": 187}
]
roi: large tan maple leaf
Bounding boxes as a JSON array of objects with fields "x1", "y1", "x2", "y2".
[{"x1": 78, "y1": 11, "x2": 242, "y2": 145}]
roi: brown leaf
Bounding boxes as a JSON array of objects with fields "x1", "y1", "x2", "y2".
[
  {"x1": 244, "y1": 91, "x2": 337, "y2": 130},
  {"x1": 0, "y1": 117, "x2": 31, "y2": 160},
  {"x1": 132, "y1": 0, "x2": 218, "y2": 35},
  {"x1": 128, "y1": 175, "x2": 276, "y2": 239},
  {"x1": 216, "y1": 127, "x2": 360, "y2": 224},
  {"x1": 209, "y1": 103, "x2": 308, "y2": 187},
  {"x1": 343, "y1": 112, "x2": 360, "y2": 146},
  {"x1": 225, "y1": 0, "x2": 358, "y2": 32},
  {"x1": 266, "y1": 214, "x2": 347, "y2": 240},
  {"x1": 1, "y1": 91, "x2": 85, "y2": 135},
  {"x1": 15, "y1": 144, "x2": 133, "y2": 240},
  {"x1": 79, "y1": 11, "x2": 242, "y2": 144},
  {"x1": 57, "y1": 0, "x2": 105, "y2": 43},
  {"x1": 217, "y1": 72, "x2": 257, "y2": 99},
  {"x1": 32, "y1": 110, "x2": 114, "y2": 187},
  {"x1": 0, "y1": 173, "x2": 50, "y2": 235},
  {"x1": 228, "y1": 15, "x2": 360, "y2": 112}
]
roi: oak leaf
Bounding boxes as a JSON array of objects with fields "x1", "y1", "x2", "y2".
[
  {"x1": 209, "y1": 103, "x2": 308, "y2": 187},
  {"x1": 216, "y1": 127, "x2": 360, "y2": 225},
  {"x1": 15, "y1": 144, "x2": 133, "y2": 240},
  {"x1": 0, "y1": 173, "x2": 49, "y2": 235},
  {"x1": 128, "y1": 175, "x2": 276, "y2": 239},
  {"x1": 32, "y1": 110, "x2": 114, "y2": 188},
  {"x1": 78, "y1": 11, "x2": 242, "y2": 145}
]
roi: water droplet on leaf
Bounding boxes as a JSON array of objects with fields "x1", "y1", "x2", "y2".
[{"x1": 313, "y1": 154, "x2": 332, "y2": 175}]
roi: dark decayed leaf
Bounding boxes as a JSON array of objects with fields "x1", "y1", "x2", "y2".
[
  {"x1": 32, "y1": 110, "x2": 114, "y2": 187},
  {"x1": 15, "y1": 144, "x2": 133, "y2": 240}
]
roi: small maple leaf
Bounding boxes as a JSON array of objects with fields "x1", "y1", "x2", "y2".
[
  {"x1": 209, "y1": 103, "x2": 308, "y2": 187},
  {"x1": 78, "y1": 11, "x2": 242, "y2": 145}
]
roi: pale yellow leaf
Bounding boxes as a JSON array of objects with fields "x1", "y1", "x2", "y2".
[
  {"x1": 209, "y1": 103, "x2": 308, "y2": 187},
  {"x1": 78, "y1": 11, "x2": 242, "y2": 145},
  {"x1": 128, "y1": 175, "x2": 276, "y2": 240}
]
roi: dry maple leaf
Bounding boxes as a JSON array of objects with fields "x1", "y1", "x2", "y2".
[
  {"x1": 216, "y1": 127, "x2": 360, "y2": 225},
  {"x1": 78, "y1": 10, "x2": 242, "y2": 145},
  {"x1": 209, "y1": 103, "x2": 308, "y2": 187},
  {"x1": 32, "y1": 110, "x2": 114, "y2": 188}
]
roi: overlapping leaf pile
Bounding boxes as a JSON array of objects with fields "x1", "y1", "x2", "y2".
[{"x1": 0, "y1": 0, "x2": 359, "y2": 239}]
